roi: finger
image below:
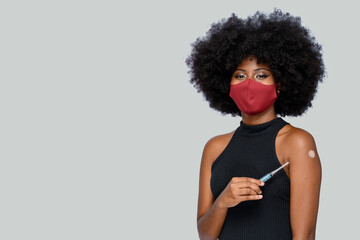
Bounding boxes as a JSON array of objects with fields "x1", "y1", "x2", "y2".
[
  {"x1": 239, "y1": 194, "x2": 263, "y2": 202},
  {"x1": 232, "y1": 177, "x2": 264, "y2": 186},
  {"x1": 247, "y1": 177, "x2": 265, "y2": 186},
  {"x1": 237, "y1": 188, "x2": 259, "y2": 196},
  {"x1": 236, "y1": 181, "x2": 262, "y2": 194}
]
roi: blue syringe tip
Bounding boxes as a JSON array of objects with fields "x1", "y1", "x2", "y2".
[{"x1": 259, "y1": 173, "x2": 272, "y2": 183}]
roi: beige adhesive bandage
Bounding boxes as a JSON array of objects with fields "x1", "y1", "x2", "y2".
[{"x1": 308, "y1": 150, "x2": 316, "y2": 158}]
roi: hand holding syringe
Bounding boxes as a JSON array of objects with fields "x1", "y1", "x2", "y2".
[
  {"x1": 259, "y1": 162, "x2": 289, "y2": 183},
  {"x1": 216, "y1": 162, "x2": 290, "y2": 208}
]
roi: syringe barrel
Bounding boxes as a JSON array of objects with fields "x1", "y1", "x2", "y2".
[{"x1": 259, "y1": 173, "x2": 272, "y2": 183}]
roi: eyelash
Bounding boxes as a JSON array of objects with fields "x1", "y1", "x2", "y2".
[
  {"x1": 257, "y1": 75, "x2": 269, "y2": 79},
  {"x1": 235, "y1": 74, "x2": 269, "y2": 79}
]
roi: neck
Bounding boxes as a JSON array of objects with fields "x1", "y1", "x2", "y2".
[{"x1": 241, "y1": 106, "x2": 278, "y2": 125}]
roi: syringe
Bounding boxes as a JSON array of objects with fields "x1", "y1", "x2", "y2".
[{"x1": 259, "y1": 162, "x2": 289, "y2": 183}]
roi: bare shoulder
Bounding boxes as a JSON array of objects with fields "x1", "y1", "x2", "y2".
[
  {"x1": 284, "y1": 125, "x2": 317, "y2": 149},
  {"x1": 203, "y1": 129, "x2": 237, "y2": 165},
  {"x1": 281, "y1": 124, "x2": 319, "y2": 165}
]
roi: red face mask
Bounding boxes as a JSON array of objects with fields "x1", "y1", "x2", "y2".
[{"x1": 229, "y1": 78, "x2": 278, "y2": 115}]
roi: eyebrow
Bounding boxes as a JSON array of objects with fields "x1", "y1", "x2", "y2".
[{"x1": 236, "y1": 68, "x2": 271, "y2": 72}]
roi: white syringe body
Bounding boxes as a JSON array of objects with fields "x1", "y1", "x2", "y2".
[{"x1": 259, "y1": 162, "x2": 289, "y2": 183}]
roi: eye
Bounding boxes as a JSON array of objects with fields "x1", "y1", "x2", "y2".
[
  {"x1": 234, "y1": 74, "x2": 246, "y2": 79},
  {"x1": 256, "y1": 74, "x2": 269, "y2": 79}
]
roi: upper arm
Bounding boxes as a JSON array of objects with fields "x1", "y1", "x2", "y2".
[
  {"x1": 287, "y1": 129, "x2": 322, "y2": 239},
  {"x1": 197, "y1": 135, "x2": 227, "y2": 221}
]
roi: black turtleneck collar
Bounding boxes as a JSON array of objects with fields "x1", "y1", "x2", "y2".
[{"x1": 238, "y1": 117, "x2": 282, "y2": 136}]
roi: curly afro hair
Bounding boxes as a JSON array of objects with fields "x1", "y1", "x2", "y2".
[{"x1": 185, "y1": 9, "x2": 325, "y2": 117}]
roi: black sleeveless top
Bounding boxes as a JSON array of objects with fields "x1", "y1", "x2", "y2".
[{"x1": 210, "y1": 117, "x2": 292, "y2": 240}]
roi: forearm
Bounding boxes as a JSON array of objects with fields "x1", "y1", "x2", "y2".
[
  {"x1": 197, "y1": 198, "x2": 228, "y2": 240},
  {"x1": 293, "y1": 231, "x2": 315, "y2": 240}
]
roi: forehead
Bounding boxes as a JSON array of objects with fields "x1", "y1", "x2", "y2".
[{"x1": 236, "y1": 56, "x2": 270, "y2": 69}]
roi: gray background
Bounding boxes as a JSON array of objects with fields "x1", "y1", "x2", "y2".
[{"x1": 1, "y1": 0, "x2": 359, "y2": 239}]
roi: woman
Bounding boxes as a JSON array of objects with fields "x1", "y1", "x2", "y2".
[{"x1": 185, "y1": 9, "x2": 325, "y2": 240}]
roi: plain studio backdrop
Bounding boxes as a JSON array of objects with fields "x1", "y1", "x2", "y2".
[{"x1": 0, "y1": 0, "x2": 359, "y2": 239}]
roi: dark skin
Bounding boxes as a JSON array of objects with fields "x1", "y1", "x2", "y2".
[{"x1": 197, "y1": 56, "x2": 322, "y2": 240}]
